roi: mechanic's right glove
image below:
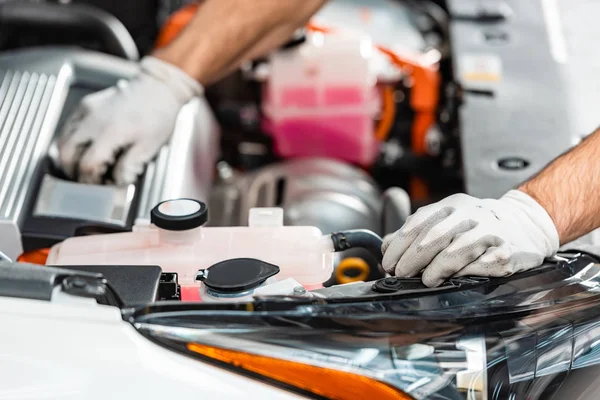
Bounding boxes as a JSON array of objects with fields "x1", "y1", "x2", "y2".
[
  {"x1": 57, "y1": 56, "x2": 203, "y2": 186},
  {"x1": 382, "y1": 190, "x2": 560, "y2": 287}
]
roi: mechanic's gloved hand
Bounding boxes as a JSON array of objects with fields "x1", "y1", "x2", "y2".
[
  {"x1": 382, "y1": 190, "x2": 560, "y2": 287},
  {"x1": 58, "y1": 56, "x2": 203, "y2": 185}
]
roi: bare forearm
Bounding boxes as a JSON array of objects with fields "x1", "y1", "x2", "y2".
[
  {"x1": 153, "y1": 0, "x2": 326, "y2": 85},
  {"x1": 519, "y1": 127, "x2": 600, "y2": 244}
]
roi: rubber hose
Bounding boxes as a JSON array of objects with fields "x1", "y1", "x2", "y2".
[
  {"x1": 0, "y1": 2, "x2": 139, "y2": 61},
  {"x1": 330, "y1": 230, "x2": 384, "y2": 264}
]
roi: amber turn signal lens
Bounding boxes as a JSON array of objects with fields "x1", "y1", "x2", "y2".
[{"x1": 187, "y1": 343, "x2": 413, "y2": 400}]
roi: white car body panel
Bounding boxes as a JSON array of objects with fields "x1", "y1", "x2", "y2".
[{"x1": 0, "y1": 296, "x2": 304, "y2": 400}]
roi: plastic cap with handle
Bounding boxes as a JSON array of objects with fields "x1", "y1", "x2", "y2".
[{"x1": 151, "y1": 198, "x2": 208, "y2": 231}]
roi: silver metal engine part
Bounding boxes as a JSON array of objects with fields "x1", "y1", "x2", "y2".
[
  {"x1": 0, "y1": 47, "x2": 219, "y2": 261},
  {"x1": 448, "y1": 0, "x2": 600, "y2": 198},
  {"x1": 209, "y1": 158, "x2": 410, "y2": 236}
]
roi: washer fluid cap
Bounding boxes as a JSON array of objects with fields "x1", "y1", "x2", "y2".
[
  {"x1": 196, "y1": 258, "x2": 280, "y2": 293},
  {"x1": 151, "y1": 198, "x2": 208, "y2": 231}
]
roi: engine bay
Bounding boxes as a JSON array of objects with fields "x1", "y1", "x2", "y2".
[{"x1": 0, "y1": 0, "x2": 598, "y2": 304}]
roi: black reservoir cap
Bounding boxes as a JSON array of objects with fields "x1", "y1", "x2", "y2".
[
  {"x1": 151, "y1": 198, "x2": 208, "y2": 231},
  {"x1": 196, "y1": 258, "x2": 280, "y2": 293}
]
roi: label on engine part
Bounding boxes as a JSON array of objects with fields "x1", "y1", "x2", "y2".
[{"x1": 459, "y1": 54, "x2": 503, "y2": 83}]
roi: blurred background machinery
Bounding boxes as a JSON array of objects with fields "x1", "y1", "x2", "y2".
[{"x1": 3, "y1": 0, "x2": 600, "y2": 273}]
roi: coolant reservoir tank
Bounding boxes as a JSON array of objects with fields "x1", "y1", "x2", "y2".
[
  {"x1": 47, "y1": 198, "x2": 335, "y2": 301},
  {"x1": 261, "y1": 33, "x2": 381, "y2": 166}
]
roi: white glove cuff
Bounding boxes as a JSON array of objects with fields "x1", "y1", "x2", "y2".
[
  {"x1": 501, "y1": 189, "x2": 560, "y2": 255},
  {"x1": 140, "y1": 56, "x2": 204, "y2": 103}
]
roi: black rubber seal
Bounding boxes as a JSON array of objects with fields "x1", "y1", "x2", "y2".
[{"x1": 151, "y1": 199, "x2": 208, "y2": 231}]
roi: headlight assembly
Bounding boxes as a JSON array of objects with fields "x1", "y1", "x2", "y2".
[{"x1": 134, "y1": 318, "x2": 487, "y2": 400}]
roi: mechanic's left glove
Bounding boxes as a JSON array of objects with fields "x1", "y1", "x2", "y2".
[
  {"x1": 381, "y1": 190, "x2": 560, "y2": 287},
  {"x1": 57, "y1": 56, "x2": 203, "y2": 185}
]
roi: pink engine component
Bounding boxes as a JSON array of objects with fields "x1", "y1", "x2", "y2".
[{"x1": 261, "y1": 33, "x2": 381, "y2": 166}]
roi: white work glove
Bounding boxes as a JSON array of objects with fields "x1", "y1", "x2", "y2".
[
  {"x1": 382, "y1": 190, "x2": 560, "y2": 287},
  {"x1": 57, "y1": 56, "x2": 203, "y2": 185}
]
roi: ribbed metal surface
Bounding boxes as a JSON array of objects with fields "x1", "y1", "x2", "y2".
[
  {"x1": 136, "y1": 145, "x2": 170, "y2": 221},
  {"x1": 0, "y1": 49, "x2": 215, "y2": 234},
  {"x1": 0, "y1": 70, "x2": 56, "y2": 219}
]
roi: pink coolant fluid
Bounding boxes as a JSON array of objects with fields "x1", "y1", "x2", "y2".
[{"x1": 262, "y1": 32, "x2": 381, "y2": 166}]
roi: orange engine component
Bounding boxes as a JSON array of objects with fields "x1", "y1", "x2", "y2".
[
  {"x1": 17, "y1": 248, "x2": 50, "y2": 265},
  {"x1": 377, "y1": 46, "x2": 439, "y2": 202},
  {"x1": 306, "y1": 23, "x2": 440, "y2": 201},
  {"x1": 336, "y1": 257, "x2": 371, "y2": 284}
]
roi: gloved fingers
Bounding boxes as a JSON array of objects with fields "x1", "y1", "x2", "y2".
[
  {"x1": 392, "y1": 214, "x2": 475, "y2": 278},
  {"x1": 382, "y1": 206, "x2": 454, "y2": 273},
  {"x1": 421, "y1": 232, "x2": 499, "y2": 287},
  {"x1": 58, "y1": 133, "x2": 89, "y2": 179},
  {"x1": 112, "y1": 139, "x2": 168, "y2": 186},
  {"x1": 401, "y1": 204, "x2": 455, "y2": 238},
  {"x1": 381, "y1": 231, "x2": 397, "y2": 254},
  {"x1": 57, "y1": 87, "x2": 118, "y2": 178},
  {"x1": 58, "y1": 116, "x2": 104, "y2": 179},
  {"x1": 382, "y1": 232, "x2": 394, "y2": 246},
  {"x1": 445, "y1": 229, "x2": 504, "y2": 253},
  {"x1": 453, "y1": 246, "x2": 514, "y2": 278},
  {"x1": 61, "y1": 87, "x2": 117, "y2": 138},
  {"x1": 80, "y1": 86, "x2": 119, "y2": 107},
  {"x1": 510, "y1": 252, "x2": 547, "y2": 274},
  {"x1": 61, "y1": 87, "x2": 118, "y2": 139},
  {"x1": 381, "y1": 232, "x2": 396, "y2": 259},
  {"x1": 76, "y1": 125, "x2": 136, "y2": 184},
  {"x1": 418, "y1": 214, "x2": 477, "y2": 249},
  {"x1": 60, "y1": 107, "x2": 87, "y2": 139}
]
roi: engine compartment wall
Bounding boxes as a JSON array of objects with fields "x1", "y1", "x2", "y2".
[{"x1": 448, "y1": 0, "x2": 593, "y2": 199}]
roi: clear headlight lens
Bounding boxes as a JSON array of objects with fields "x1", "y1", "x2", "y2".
[{"x1": 135, "y1": 320, "x2": 487, "y2": 400}]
